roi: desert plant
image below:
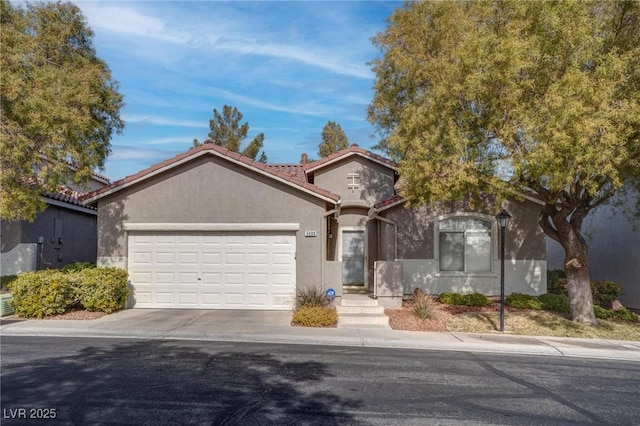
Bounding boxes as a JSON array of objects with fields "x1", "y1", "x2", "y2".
[
  {"x1": 547, "y1": 269, "x2": 568, "y2": 296},
  {"x1": 411, "y1": 291, "x2": 440, "y2": 320},
  {"x1": 61, "y1": 262, "x2": 96, "y2": 273},
  {"x1": 538, "y1": 293, "x2": 570, "y2": 313},
  {"x1": 295, "y1": 285, "x2": 331, "y2": 309},
  {"x1": 590, "y1": 280, "x2": 623, "y2": 308},
  {"x1": 291, "y1": 306, "x2": 338, "y2": 327},
  {"x1": 505, "y1": 293, "x2": 543, "y2": 310},
  {"x1": 8, "y1": 270, "x2": 77, "y2": 318},
  {"x1": 77, "y1": 267, "x2": 128, "y2": 313}
]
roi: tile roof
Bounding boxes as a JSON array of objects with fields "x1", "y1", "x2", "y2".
[
  {"x1": 304, "y1": 145, "x2": 397, "y2": 174},
  {"x1": 82, "y1": 143, "x2": 340, "y2": 204},
  {"x1": 44, "y1": 187, "x2": 96, "y2": 210},
  {"x1": 374, "y1": 194, "x2": 405, "y2": 210},
  {"x1": 266, "y1": 164, "x2": 305, "y2": 180}
]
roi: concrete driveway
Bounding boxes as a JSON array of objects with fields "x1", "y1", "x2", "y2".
[{"x1": 97, "y1": 308, "x2": 294, "y2": 333}]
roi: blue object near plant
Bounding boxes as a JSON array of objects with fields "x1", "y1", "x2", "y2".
[{"x1": 325, "y1": 288, "x2": 336, "y2": 301}]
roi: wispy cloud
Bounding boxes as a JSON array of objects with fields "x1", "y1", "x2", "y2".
[
  {"x1": 123, "y1": 114, "x2": 205, "y2": 129},
  {"x1": 109, "y1": 145, "x2": 173, "y2": 161}
]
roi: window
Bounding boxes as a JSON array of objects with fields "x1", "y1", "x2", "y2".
[{"x1": 439, "y1": 217, "x2": 492, "y2": 272}]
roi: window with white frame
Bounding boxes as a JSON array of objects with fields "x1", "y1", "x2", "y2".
[{"x1": 438, "y1": 217, "x2": 492, "y2": 272}]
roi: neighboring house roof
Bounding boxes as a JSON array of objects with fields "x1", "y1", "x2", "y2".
[
  {"x1": 303, "y1": 145, "x2": 397, "y2": 174},
  {"x1": 82, "y1": 144, "x2": 341, "y2": 205},
  {"x1": 266, "y1": 164, "x2": 305, "y2": 181},
  {"x1": 374, "y1": 194, "x2": 406, "y2": 211}
]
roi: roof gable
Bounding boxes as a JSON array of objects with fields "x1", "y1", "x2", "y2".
[
  {"x1": 82, "y1": 144, "x2": 340, "y2": 205},
  {"x1": 304, "y1": 145, "x2": 397, "y2": 175}
]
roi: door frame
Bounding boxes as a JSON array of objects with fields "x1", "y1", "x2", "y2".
[{"x1": 337, "y1": 226, "x2": 367, "y2": 289}]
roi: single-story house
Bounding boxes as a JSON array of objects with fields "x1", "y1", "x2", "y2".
[
  {"x1": 1, "y1": 172, "x2": 109, "y2": 275},
  {"x1": 82, "y1": 143, "x2": 547, "y2": 310},
  {"x1": 547, "y1": 187, "x2": 640, "y2": 310}
]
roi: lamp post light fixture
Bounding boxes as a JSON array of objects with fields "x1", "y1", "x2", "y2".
[{"x1": 495, "y1": 209, "x2": 511, "y2": 332}]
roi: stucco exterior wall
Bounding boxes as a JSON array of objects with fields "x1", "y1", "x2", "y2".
[
  {"x1": 546, "y1": 189, "x2": 640, "y2": 310},
  {"x1": 377, "y1": 197, "x2": 546, "y2": 296},
  {"x1": 312, "y1": 157, "x2": 395, "y2": 203},
  {"x1": 1, "y1": 205, "x2": 97, "y2": 275},
  {"x1": 96, "y1": 155, "x2": 331, "y2": 290}
]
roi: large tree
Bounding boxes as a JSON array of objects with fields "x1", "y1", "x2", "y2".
[
  {"x1": 0, "y1": 0, "x2": 124, "y2": 221},
  {"x1": 368, "y1": 1, "x2": 640, "y2": 324},
  {"x1": 318, "y1": 121, "x2": 349, "y2": 158},
  {"x1": 194, "y1": 105, "x2": 267, "y2": 162}
]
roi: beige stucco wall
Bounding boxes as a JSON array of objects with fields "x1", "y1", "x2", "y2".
[
  {"x1": 377, "y1": 197, "x2": 547, "y2": 296},
  {"x1": 96, "y1": 155, "x2": 332, "y2": 290},
  {"x1": 312, "y1": 157, "x2": 395, "y2": 204}
]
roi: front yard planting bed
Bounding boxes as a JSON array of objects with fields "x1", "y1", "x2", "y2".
[{"x1": 385, "y1": 301, "x2": 640, "y2": 341}]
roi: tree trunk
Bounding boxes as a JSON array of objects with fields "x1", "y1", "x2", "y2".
[{"x1": 562, "y1": 235, "x2": 597, "y2": 325}]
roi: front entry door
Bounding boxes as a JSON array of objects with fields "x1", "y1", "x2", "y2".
[{"x1": 342, "y1": 230, "x2": 365, "y2": 286}]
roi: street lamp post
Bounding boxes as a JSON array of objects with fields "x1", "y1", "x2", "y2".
[{"x1": 495, "y1": 209, "x2": 511, "y2": 332}]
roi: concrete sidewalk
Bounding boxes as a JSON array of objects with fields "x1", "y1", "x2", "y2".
[{"x1": 2, "y1": 309, "x2": 639, "y2": 361}]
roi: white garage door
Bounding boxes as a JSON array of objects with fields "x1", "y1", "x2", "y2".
[{"x1": 128, "y1": 232, "x2": 296, "y2": 309}]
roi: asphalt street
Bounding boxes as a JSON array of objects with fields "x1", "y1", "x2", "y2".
[{"x1": 2, "y1": 336, "x2": 639, "y2": 425}]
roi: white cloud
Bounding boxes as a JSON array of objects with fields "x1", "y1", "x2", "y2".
[{"x1": 123, "y1": 114, "x2": 205, "y2": 129}]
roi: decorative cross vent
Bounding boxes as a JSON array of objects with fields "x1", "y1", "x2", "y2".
[{"x1": 347, "y1": 170, "x2": 360, "y2": 192}]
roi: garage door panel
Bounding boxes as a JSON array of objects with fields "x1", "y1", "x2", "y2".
[{"x1": 128, "y1": 231, "x2": 296, "y2": 309}]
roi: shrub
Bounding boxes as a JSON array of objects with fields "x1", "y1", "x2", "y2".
[
  {"x1": 438, "y1": 292, "x2": 491, "y2": 307},
  {"x1": 61, "y1": 262, "x2": 96, "y2": 273},
  {"x1": 77, "y1": 267, "x2": 129, "y2": 313},
  {"x1": 438, "y1": 292, "x2": 464, "y2": 305},
  {"x1": 547, "y1": 269, "x2": 568, "y2": 296},
  {"x1": 594, "y1": 305, "x2": 611, "y2": 319},
  {"x1": 1, "y1": 275, "x2": 18, "y2": 293},
  {"x1": 411, "y1": 291, "x2": 440, "y2": 320},
  {"x1": 538, "y1": 293, "x2": 570, "y2": 313},
  {"x1": 295, "y1": 285, "x2": 331, "y2": 309},
  {"x1": 590, "y1": 280, "x2": 623, "y2": 308},
  {"x1": 292, "y1": 306, "x2": 337, "y2": 327},
  {"x1": 8, "y1": 270, "x2": 77, "y2": 318},
  {"x1": 505, "y1": 293, "x2": 542, "y2": 310},
  {"x1": 461, "y1": 293, "x2": 491, "y2": 307},
  {"x1": 609, "y1": 307, "x2": 638, "y2": 322}
]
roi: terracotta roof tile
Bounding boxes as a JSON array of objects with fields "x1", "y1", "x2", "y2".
[{"x1": 374, "y1": 194, "x2": 405, "y2": 210}]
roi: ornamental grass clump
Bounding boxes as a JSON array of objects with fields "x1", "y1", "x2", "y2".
[
  {"x1": 411, "y1": 290, "x2": 440, "y2": 320},
  {"x1": 292, "y1": 285, "x2": 337, "y2": 327}
]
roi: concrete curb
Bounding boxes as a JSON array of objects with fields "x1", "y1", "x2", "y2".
[{"x1": 2, "y1": 318, "x2": 639, "y2": 362}]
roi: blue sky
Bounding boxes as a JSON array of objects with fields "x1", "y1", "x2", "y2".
[{"x1": 71, "y1": 1, "x2": 401, "y2": 180}]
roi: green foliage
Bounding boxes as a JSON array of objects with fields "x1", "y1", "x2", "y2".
[
  {"x1": 547, "y1": 270, "x2": 568, "y2": 296},
  {"x1": 591, "y1": 280, "x2": 623, "y2": 308},
  {"x1": 593, "y1": 305, "x2": 637, "y2": 322},
  {"x1": 76, "y1": 267, "x2": 128, "y2": 313},
  {"x1": 295, "y1": 285, "x2": 331, "y2": 309},
  {"x1": 8, "y1": 270, "x2": 77, "y2": 318},
  {"x1": 318, "y1": 121, "x2": 349, "y2": 158},
  {"x1": 505, "y1": 293, "x2": 543, "y2": 310},
  {"x1": 438, "y1": 292, "x2": 490, "y2": 307},
  {"x1": 7, "y1": 267, "x2": 128, "y2": 317},
  {"x1": 369, "y1": 0, "x2": 640, "y2": 323},
  {"x1": 438, "y1": 292, "x2": 463, "y2": 305},
  {"x1": 195, "y1": 105, "x2": 267, "y2": 161},
  {"x1": 291, "y1": 306, "x2": 338, "y2": 327},
  {"x1": 538, "y1": 293, "x2": 570, "y2": 314},
  {"x1": 411, "y1": 291, "x2": 440, "y2": 320},
  {"x1": 61, "y1": 262, "x2": 96, "y2": 273},
  {"x1": 0, "y1": 0, "x2": 124, "y2": 221},
  {"x1": 1, "y1": 275, "x2": 18, "y2": 293},
  {"x1": 461, "y1": 293, "x2": 492, "y2": 307}
]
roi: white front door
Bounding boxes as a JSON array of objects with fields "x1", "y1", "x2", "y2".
[{"x1": 342, "y1": 230, "x2": 365, "y2": 286}]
